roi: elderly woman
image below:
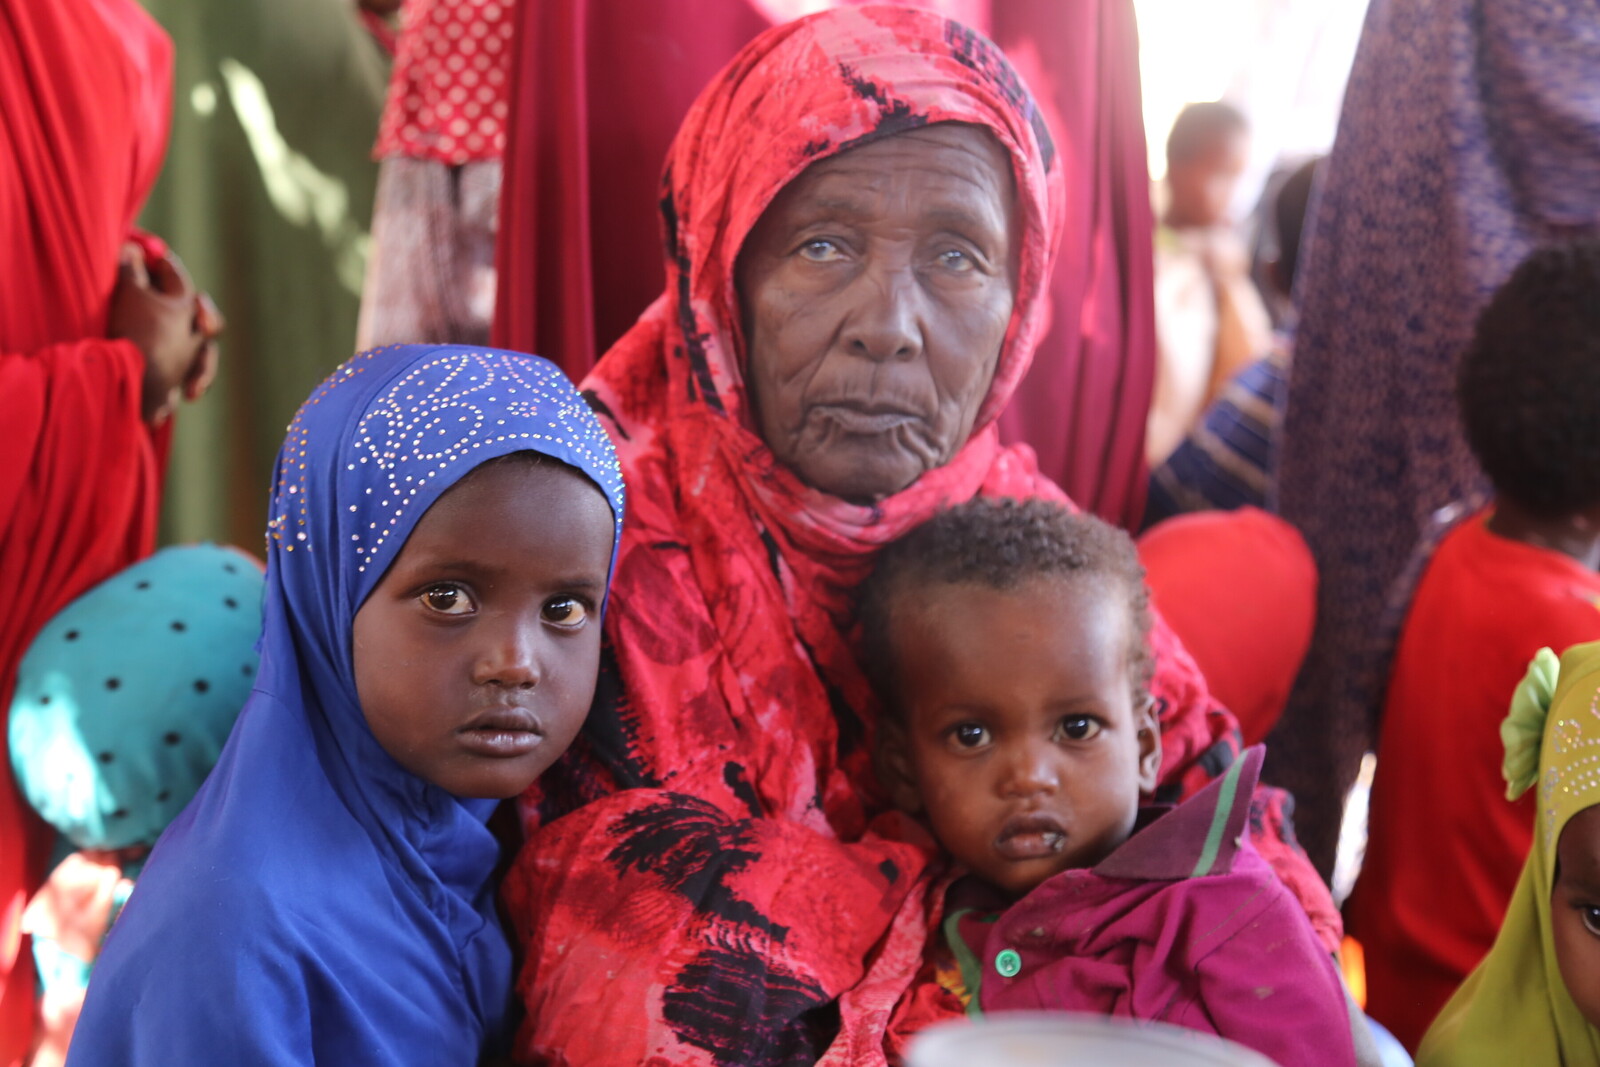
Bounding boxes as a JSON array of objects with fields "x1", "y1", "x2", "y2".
[{"x1": 503, "y1": 8, "x2": 1335, "y2": 1063}]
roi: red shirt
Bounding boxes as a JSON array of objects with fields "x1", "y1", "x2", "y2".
[
  {"x1": 1348, "y1": 510, "x2": 1600, "y2": 1051},
  {"x1": 373, "y1": 0, "x2": 512, "y2": 165}
]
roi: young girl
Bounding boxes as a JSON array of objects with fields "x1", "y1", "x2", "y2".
[
  {"x1": 1418, "y1": 641, "x2": 1600, "y2": 1065},
  {"x1": 67, "y1": 344, "x2": 624, "y2": 1065},
  {"x1": 860, "y1": 499, "x2": 1369, "y2": 1067}
]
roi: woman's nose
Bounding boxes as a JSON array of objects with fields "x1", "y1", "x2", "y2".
[
  {"x1": 472, "y1": 615, "x2": 542, "y2": 689},
  {"x1": 840, "y1": 263, "x2": 924, "y2": 363},
  {"x1": 999, "y1": 744, "x2": 1060, "y2": 798}
]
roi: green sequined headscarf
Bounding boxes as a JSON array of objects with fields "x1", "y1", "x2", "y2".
[{"x1": 1418, "y1": 641, "x2": 1600, "y2": 1066}]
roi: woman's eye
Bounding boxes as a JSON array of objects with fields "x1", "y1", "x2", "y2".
[
  {"x1": 1582, "y1": 906, "x2": 1600, "y2": 937},
  {"x1": 937, "y1": 248, "x2": 975, "y2": 271},
  {"x1": 419, "y1": 584, "x2": 474, "y2": 616},
  {"x1": 1059, "y1": 716, "x2": 1103, "y2": 742},
  {"x1": 542, "y1": 596, "x2": 590, "y2": 627},
  {"x1": 798, "y1": 239, "x2": 843, "y2": 262},
  {"x1": 950, "y1": 723, "x2": 991, "y2": 749}
]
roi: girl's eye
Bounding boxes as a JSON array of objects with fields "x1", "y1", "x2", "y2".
[
  {"x1": 419, "y1": 584, "x2": 474, "y2": 616},
  {"x1": 950, "y1": 723, "x2": 991, "y2": 749},
  {"x1": 1059, "y1": 716, "x2": 1103, "y2": 742},
  {"x1": 1582, "y1": 906, "x2": 1600, "y2": 937},
  {"x1": 937, "y1": 248, "x2": 975, "y2": 271},
  {"x1": 542, "y1": 596, "x2": 590, "y2": 628},
  {"x1": 798, "y1": 238, "x2": 844, "y2": 263}
]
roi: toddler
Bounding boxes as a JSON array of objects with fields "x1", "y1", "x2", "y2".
[
  {"x1": 68, "y1": 344, "x2": 624, "y2": 1065},
  {"x1": 861, "y1": 498, "x2": 1364, "y2": 1066},
  {"x1": 1419, "y1": 641, "x2": 1600, "y2": 1064},
  {"x1": 9, "y1": 544, "x2": 263, "y2": 1067}
]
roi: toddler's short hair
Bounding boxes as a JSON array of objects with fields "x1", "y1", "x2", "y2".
[
  {"x1": 1458, "y1": 240, "x2": 1600, "y2": 520},
  {"x1": 860, "y1": 498, "x2": 1154, "y2": 709}
]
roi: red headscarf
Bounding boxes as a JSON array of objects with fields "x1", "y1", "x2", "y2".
[
  {"x1": 504, "y1": 9, "x2": 1335, "y2": 1064},
  {"x1": 0, "y1": 1, "x2": 172, "y2": 1059}
]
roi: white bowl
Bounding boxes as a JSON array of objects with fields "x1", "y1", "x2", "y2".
[{"x1": 905, "y1": 1013, "x2": 1280, "y2": 1067}]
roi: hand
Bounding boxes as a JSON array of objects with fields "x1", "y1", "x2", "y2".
[{"x1": 108, "y1": 243, "x2": 222, "y2": 425}]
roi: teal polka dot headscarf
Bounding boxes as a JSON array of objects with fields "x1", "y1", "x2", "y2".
[{"x1": 8, "y1": 544, "x2": 264, "y2": 851}]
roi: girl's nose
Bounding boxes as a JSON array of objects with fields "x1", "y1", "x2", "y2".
[{"x1": 472, "y1": 615, "x2": 542, "y2": 689}]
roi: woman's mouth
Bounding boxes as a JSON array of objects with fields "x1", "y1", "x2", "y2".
[
  {"x1": 810, "y1": 402, "x2": 922, "y2": 435},
  {"x1": 995, "y1": 812, "x2": 1068, "y2": 861},
  {"x1": 457, "y1": 707, "x2": 543, "y2": 758}
]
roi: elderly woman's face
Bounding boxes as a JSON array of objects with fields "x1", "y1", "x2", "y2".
[{"x1": 737, "y1": 124, "x2": 1017, "y2": 502}]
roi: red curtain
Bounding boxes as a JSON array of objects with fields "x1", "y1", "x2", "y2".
[
  {"x1": 492, "y1": 0, "x2": 1155, "y2": 527},
  {"x1": 0, "y1": 2, "x2": 173, "y2": 1059}
]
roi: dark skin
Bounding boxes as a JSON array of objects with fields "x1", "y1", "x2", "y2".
[
  {"x1": 1164, "y1": 130, "x2": 1248, "y2": 232},
  {"x1": 1486, "y1": 499, "x2": 1600, "y2": 571},
  {"x1": 878, "y1": 576, "x2": 1160, "y2": 897},
  {"x1": 736, "y1": 123, "x2": 1018, "y2": 503},
  {"x1": 351, "y1": 458, "x2": 615, "y2": 800},
  {"x1": 1552, "y1": 805, "x2": 1600, "y2": 1027},
  {"x1": 108, "y1": 242, "x2": 223, "y2": 426}
]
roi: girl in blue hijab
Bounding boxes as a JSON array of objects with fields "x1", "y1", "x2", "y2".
[{"x1": 68, "y1": 345, "x2": 624, "y2": 1065}]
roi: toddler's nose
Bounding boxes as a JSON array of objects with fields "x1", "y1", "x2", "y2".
[{"x1": 999, "y1": 744, "x2": 1060, "y2": 798}]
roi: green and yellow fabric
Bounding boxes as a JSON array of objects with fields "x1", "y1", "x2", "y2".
[{"x1": 1418, "y1": 643, "x2": 1600, "y2": 1066}]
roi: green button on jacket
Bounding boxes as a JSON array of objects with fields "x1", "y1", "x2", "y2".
[{"x1": 995, "y1": 948, "x2": 1022, "y2": 977}]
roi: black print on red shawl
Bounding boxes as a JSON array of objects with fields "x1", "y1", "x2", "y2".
[
  {"x1": 579, "y1": 389, "x2": 630, "y2": 441},
  {"x1": 794, "y1": 630, "x2": 865, "y2": 757},
  {"x1": 581, "y1": 643, "x2": 661, "y2": 788},
  {"x1": 836, "y1": 62, "x2": 928, "y2": 148},
  {"x1": 607, "y1": 794, "x2": 788, "y2": 938},
  {"x1": 662, "y1": 942, "x2": 836, "y2": 1067},
  {"x1": 941, "y1": 20, "x2": 1056, "y2": 171},
  {"x1": 724, "y1": 762, "x2": 766, "y2": 820},
  {"x1": 659, "y1": 181, "x2": 725, "y2": 415}
]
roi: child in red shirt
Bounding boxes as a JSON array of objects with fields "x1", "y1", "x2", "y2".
[{"x1": 1348, "y1": 240, "x2": 1600, "y2": 1051}]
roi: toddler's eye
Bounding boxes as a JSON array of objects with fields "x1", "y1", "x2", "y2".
[
  {"x1": 542, "y1": 596, "x2": 590, "y2": 628},
  {"x1": 798, "y1": 239, "x2": 844, "y2": 263},
  {"x1": 950, "y1": 723, "x2": 991, "y2": 749},
  {"x1": 1583, "y1": 906, "x2": 1600, "y2": 937},
  {"x1": 419, "y1": 584, "x2": 474, "y2": 616},
  {"x1": 1059, "y1": 716, "x2": 1103, "y2": 742}
]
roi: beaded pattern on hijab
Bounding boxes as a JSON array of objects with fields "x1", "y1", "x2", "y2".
[{"x1": 266, "y1": 347, "x2": 623, "y2": 576}]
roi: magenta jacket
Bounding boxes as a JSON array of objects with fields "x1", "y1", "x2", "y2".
[{"x1": 947, "y1": 746, "x2": 1362, "y2": 1067}]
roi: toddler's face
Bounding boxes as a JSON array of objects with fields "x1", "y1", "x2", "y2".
[
  {"x1": 1553, "y1": 804, "x2": 1600, "y2": 1027},
  {"x1": 886, "y1": 577, "x2": 1160, "y2": 897},
  {"x1": 351, "y1": 458, "x2": 614, "y2": 799}
]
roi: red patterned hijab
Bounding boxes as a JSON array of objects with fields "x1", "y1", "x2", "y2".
[{"x1": 506, "y1": 9, "x2": 1335, "y2": 1065}]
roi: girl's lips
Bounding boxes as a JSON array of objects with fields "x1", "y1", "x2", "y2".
[
  {"x1": 457, "y1": 708, "x2": 542, "y2": 758},
  {"x1": 995, "y1": 812, "x2": 1068, "y2": 861}
]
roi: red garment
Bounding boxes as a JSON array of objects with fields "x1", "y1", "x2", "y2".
[
  {"x1": 1138, "y1": 508, "x2": 1318, "y2": 747},
  {"x1": 491, "y1": 0, "x2": 1155, "y2": 526},
  {"x1": 0, "y1": 2, "x2": 172, "y2": 1060},
  {"x1": 373, "y1": 0, "x2": 513, "y2": 164},
  {"x1": 501, "y1": 10, "x2": 1335, "y2": 1065},
  {"x1": 1347, "y1": 510, "x2": 1600, "y2": 1052}
]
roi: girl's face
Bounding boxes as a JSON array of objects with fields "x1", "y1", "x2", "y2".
[
  {"x1": 1554, "y1": 805, "x2": 1600, "y2": 1027},
  {"x1": 351, "y1": 457, "x2": 615, "y2": 799}
]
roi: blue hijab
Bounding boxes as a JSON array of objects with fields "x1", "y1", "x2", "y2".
[{"x1": 69, "y1": 345, "x2": 624, "y2": 1065}]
